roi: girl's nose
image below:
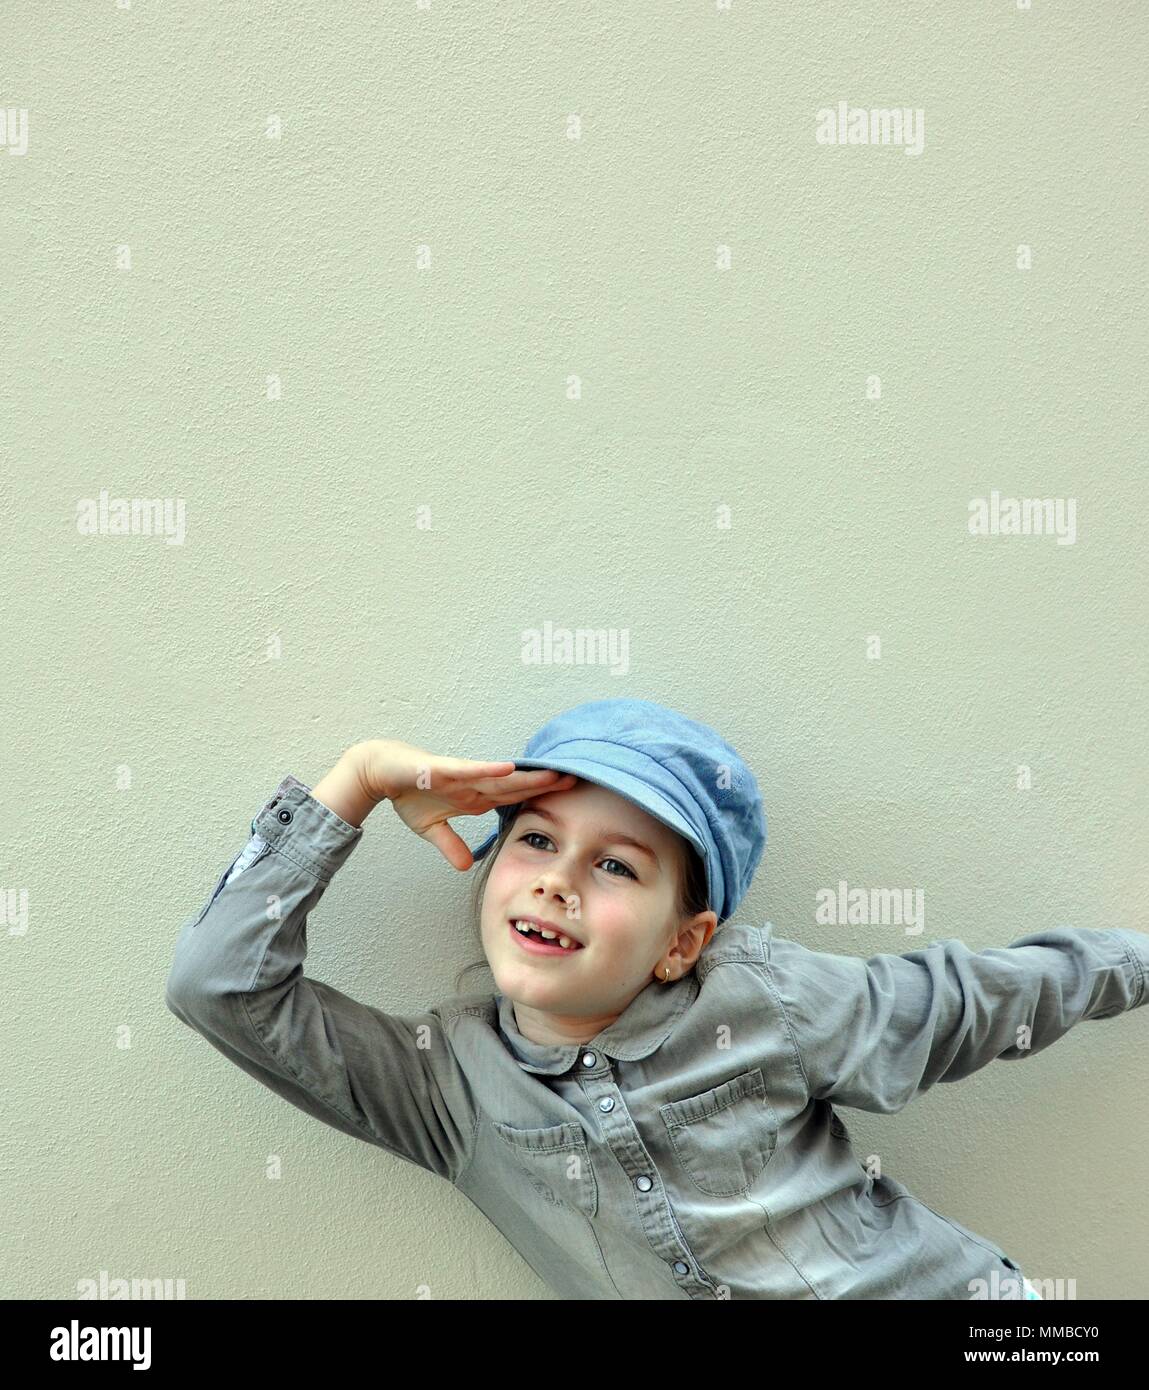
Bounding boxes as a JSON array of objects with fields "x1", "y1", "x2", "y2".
[{"x1": 534, "y1": 873, "x2": 577, "y2": 907}]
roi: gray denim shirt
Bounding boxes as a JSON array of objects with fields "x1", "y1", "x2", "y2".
[{"x1": 165, "y1": 775, "x2": 1149, "y2": 1300}]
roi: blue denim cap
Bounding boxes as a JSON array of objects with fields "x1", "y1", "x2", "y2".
[{"x1": 468, "y1": 698, "x2": 766, "y2": 925}]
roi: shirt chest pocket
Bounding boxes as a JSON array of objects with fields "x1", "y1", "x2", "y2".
[
  {"x1": 492, "y1": 1119, "x2": 599, "y2": 1219},
  {"x1": 659, "y1": 1066, "x2": 778, "y2": 1197}
]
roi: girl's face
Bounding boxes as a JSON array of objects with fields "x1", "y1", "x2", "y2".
[{"x1": 480, "y1": 778, "x2": 714, "y2": 1045}]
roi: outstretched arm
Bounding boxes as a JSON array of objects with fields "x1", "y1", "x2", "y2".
[{"x1": 759, "y1": 925, "x2": 1149, "y2": 1114}]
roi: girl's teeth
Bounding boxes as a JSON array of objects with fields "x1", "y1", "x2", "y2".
[{"x1": 514, "y1": 921, "x2": 579, "y2": 950}]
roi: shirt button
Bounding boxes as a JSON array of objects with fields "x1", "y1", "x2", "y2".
[
  {"x1": 598, "y1": 1097, "x2": 614, "y2": 1113},
  {"x1": 673, "y1": 1261, "x2": 689, "y2": 1275},
  {"x1": 277, "y1": 807, "x2": 293, "y2": 824},
  {"x1": 635, "y1": 1176, "x2": 653, "y2": 1192},
  {"x1": 581, "y1": 1051, "x2": 596, "y2": 1068}
]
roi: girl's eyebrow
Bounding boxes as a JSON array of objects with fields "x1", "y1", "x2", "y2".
[{"x1": 519, "y1": 804, "x2": 660, "y2": 865}]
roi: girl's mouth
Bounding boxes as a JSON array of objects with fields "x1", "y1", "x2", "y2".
[{"x1": 508, "y1": 919, "x2": 584, "y2": 956}]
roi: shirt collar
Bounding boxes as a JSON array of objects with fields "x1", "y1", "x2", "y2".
[{"x1": 496, "y1": 973, "x2": 699, "y2": 1074}]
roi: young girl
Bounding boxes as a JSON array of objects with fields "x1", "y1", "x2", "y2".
[{"x1": 165, "y1": 697, "x2": 1147, "y2": 1300}]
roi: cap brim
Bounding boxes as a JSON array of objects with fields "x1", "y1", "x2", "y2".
[{"x1": 468, "y1": 755, "x2": 707, "y2": 869}]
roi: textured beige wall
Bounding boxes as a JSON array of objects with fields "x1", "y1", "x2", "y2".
[{"x1": 4, "y1": 2, "x2": 1146, "y2": 1300}]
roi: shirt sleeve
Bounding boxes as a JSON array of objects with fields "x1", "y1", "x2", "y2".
[
  {"x1": 759, "y1": 925, "x2": 1149, "y2": 1114},
  {"x1": 164, "y1": 774, "x2": 477, "y2": 1183}
]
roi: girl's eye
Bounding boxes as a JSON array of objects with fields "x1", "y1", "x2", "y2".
[{"x1": 519, "y1": 831, "x2": 637, "y2": 879}]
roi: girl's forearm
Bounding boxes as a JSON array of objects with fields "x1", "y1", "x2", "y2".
[{"x1": 310, "y1": 745, "x2": 381, "y2": 829}]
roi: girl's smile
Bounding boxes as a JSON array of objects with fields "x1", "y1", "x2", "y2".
[{"x1": 508, "y1": 919, "x2": 585, "y2": 956}]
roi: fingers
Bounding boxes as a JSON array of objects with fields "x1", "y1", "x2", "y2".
[
  {"x1": 477, "y1": 790, "x2": 544, "y2": 808},
  {"x1": 422, "y1": 821, "x2": 475, "y2": 872},
  {"x1": 446, "y1": 760, "x2": 517, "y2": 777},
  {"x1": 472, "y1": 772, "x2": 575, "y2": 795},
  {"x1": 444, "y1": 761, "x2": 574, "y2": 788},
  {"x1": 470, "y1": 770, "x2": 577, "y2": 793}
]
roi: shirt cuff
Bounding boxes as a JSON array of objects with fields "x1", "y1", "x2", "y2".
[
  {"x1": 247, "y1": 774, "x2": 364, "y2": 884},
  {"x1": 1108, "y1": 928, "x2": 1149, "y2": 1010}
]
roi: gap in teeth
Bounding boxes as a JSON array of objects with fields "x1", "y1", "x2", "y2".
[{"x1": 514, "y1": 920, "x2": 578, "y2": 950}]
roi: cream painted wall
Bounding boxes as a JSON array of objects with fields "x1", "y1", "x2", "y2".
[{"x1": 4, "y1": 3, "x2": 1146, "y2": 1300}]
